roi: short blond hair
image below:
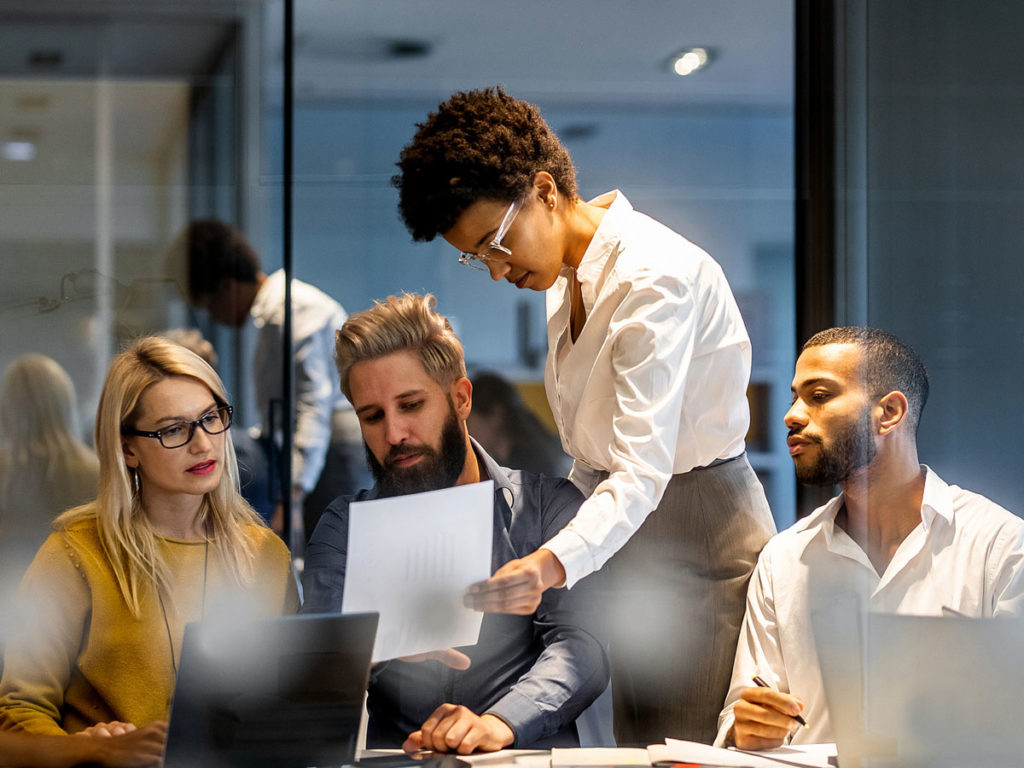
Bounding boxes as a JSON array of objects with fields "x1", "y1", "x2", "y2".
[{"x1": 335, "y1": 293, "x2": 466, "y2": 400}]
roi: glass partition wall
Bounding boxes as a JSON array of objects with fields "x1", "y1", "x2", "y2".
[
  {"x1": 0, "y1": 2, "x2": 273, "y2": 604},
  {"x1": 1, "y1": 1, "x2": 797, "y2": 593},
  {"x1": 284, "y1": 0, "x2": 798, "y2": 533},
  {"x1": 811, "y1": 0, "x2": 1024, "y2": 516}
]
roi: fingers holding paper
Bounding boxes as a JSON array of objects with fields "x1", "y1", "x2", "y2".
[
  {"x1": 403, "y1": 703, "x2": 514, "y2": 754},
  {"x1": 732, "y1": 687, "x2": 805, "y2": 750},
  {"x1": 463, "y1": 548, "x2": 565, "y2": 615}
]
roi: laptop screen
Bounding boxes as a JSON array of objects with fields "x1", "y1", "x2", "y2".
[{"x1": 164, "y1": 612, "x2": 378, "y2": 768}]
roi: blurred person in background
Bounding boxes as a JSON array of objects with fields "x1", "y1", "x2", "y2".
[
  {"x1": 467, "y1": 371, "x2": 570, "y2": 478},
  {"x1": 0, "y1": 337, "x2": 298, "y2": 742},
  {"x1": 171, "y1": 219, "x2": 368, "y2": 551},
  {"x1": 0, "y1": 354, "x2": 100, "y2": 662},
  {"x1": 0, "y1": 354, "x2": 99, "y2": 559}
]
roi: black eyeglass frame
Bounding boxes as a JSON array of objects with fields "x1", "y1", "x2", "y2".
[{"x1": 122, "y1": 404, "x2": 233, "y2": 449}]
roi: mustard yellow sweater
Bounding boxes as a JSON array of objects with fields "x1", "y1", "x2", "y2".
[{"x1": 0, "y1": 519, "x2": 299, "y2": 735}]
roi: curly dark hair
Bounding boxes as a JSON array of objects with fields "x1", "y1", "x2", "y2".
[
  {"x1": 183, "y1": 219, "x2": 261, "y2": 300},
  {"x1": 392, "y1": 86, "x2": 578, "y2": 241}
]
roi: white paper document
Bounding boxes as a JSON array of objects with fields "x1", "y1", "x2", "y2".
[
  {"x1": 551, "y1": 747, "x2": 651, "y2": 765},
  {"x1": 341, "y1": 481, "x2": 494, "y2": 662},
  {"x1": 647, "y1": 739, "x2": 836, "y2": 768}
]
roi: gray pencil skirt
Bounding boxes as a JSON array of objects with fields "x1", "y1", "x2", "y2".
[{"x1": 600, "y1": 453, "x2": 776, "y2": 745}]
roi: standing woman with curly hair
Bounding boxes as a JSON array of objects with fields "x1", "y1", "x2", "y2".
[
  {"x1": 393, "y1": 87, "x2": 777, "y2": 744},
  {"x1": 0, "y1": 337, "x2": 298, "y2": 740}
]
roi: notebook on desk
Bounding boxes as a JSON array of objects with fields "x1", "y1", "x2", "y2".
[
  {"x1": 163, "y1": 611, "x2": 379, "y2": 768},
  {"x1": 813, "y1": 606, "x2": 1024, "y2": 768}
]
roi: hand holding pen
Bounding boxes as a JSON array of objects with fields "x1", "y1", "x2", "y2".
[
  {"x1": 730, "y1": 674, "x2": 808, "y2": 751},
  {"x1": 752, "y1": 675, "x2": 807, "y2": 726}
]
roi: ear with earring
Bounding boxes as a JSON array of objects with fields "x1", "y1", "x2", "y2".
[{"x1": 548, "y1": 197, "x2": 556, "y2": 210}]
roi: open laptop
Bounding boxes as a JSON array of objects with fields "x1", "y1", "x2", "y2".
[
  {"x1": 163, "y1": 612, "x2": 378, "y2": 768},
  {"x1": 814, "y1": 604, "x2": 1024, "y2": 768}
]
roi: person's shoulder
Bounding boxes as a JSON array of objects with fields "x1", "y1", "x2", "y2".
[
  {"x1": 612, "y1": 204, "x2": 717, "y2": 277},
  {"x1": 56, "y1": 511, "x2": 102, "y2": 547},
  {"x1": 759, "y1": 503, "x2": 833, "y2": 562},
  {"x1": 308, "y1": 489, "x2": 375, "y2": 543},
  {"x1": 240, "y1": 521, "x2": 290, "y2": 559},
  {"x1": 945, "y1": 481, "x2": 1024, "y2": 538},
  {"x1": 500, "y1": 467, "x2": 584, "y2": 530},
  {"x1": 321, "y1": 489, "x2": 373, "y2": 522},
  {"x1": 503, "y1": 466, "x2": 582, "y2": 501},
  {"x1": 24, "y1": 512, "x2": 103, "y2": 581},
  {"x1": 288, "y1": 277, "x2": 345, "y2": 318}
]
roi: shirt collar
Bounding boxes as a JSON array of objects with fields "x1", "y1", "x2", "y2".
[
  {"x1": 570, "y1": 189, "x2": 631, "y2": 309},
  {"x1": 802, "y1": 491, "x2": 846, "y2": 550},
  {"x1": 807, "y1": 464, "x2": 951, "y2": 549},
  {"x1": 919, "y1": 464, "x2": 953, "y2": 531},
  {"x1": 471, "y1": 437, "x2": 517, "y2": 514}
]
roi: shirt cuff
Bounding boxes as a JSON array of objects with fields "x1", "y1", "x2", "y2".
[
  {"x1": 291, "y1": 451, "x2": 321, "y2": 493},
  {"x1": 485, "y1": 689, "x2": 545, "y2": 748},
  {"x1": 713, "y1": 709, "x2": 735, "y2": 747},
  {"x1": 543, "y1": 528, "x2": 594, "y2": 590}
]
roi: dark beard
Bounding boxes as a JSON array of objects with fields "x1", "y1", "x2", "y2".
[
  {"x1": 366, "y1": 405, "x2": 467, "y2": 497},
  {"x1": 794, "y1": 408, "x2": 877, "y2": 486}
]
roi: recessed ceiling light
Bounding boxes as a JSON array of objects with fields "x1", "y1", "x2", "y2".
[
  {"x1": 27, "y1": 50, "x2": 63, "y2": 69},
  {"x1": 670, "y1": 47, "x2": 711, "y2": 77},
  {"x1": 2, "y1": 141, "x2": 36, "y2": 161},
  {"x1": 387, "y1": 39, "x2": 432, "y2": 59}
]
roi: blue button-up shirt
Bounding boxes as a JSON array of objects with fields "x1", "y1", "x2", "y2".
[{"x1": 302, "y1": 440, "x2": 609, "y2": 748}]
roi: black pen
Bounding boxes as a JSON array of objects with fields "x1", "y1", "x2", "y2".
[{"x1": 752, "y1": 674, "x2": 808, "y2": 727}]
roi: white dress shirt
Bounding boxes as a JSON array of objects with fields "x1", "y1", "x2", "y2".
[
  {"x1": 715, "y1": 466, "x2": 1024, "y2": 746},
  {"x1": 251, "y1": 269, "x2": 350, "y2": 493},
  {"x1": 543, "y1": 190, "x2": 752, "y2": 587}
]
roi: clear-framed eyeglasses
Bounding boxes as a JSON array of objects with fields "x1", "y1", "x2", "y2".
[
  {"x1": 122, "y1": 405, "x2": 233, "y2": 449},
  {"x1": 457, "y1": 198, "x2": 524, "y2": 270}
]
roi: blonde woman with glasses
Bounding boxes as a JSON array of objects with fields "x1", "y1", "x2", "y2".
[{"x1": 0, "y1": 337, "x2": 298, "y2": 744}]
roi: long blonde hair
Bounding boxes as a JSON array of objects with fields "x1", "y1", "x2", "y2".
[
  {"x1": 0, "y1": 355, "x2": 98, "y2": 528},
  {"x1": 56, "y1": 336, "x2": 264, "y2": 617}
]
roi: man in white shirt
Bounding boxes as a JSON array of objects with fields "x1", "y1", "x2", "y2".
[
  {"x1": 179, "y1": 220, "x2": 367, "y2": 544},
  {"x1": 717, "y1": 327, "x2": 1024, "y2": 749}
]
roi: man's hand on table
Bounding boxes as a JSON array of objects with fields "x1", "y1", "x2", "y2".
[{"x1": 403, "y1": 704, "x2": 513, "y2": 755}]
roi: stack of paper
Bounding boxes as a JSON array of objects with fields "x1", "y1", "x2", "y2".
[
  {"x1": 551, "y1": 740, "x2": 836, "y2": 768},
  {"x1": 650, "y1": 739, "x2": 835, "y2": 768}
]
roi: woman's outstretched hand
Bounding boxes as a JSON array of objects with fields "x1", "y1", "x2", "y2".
[{"x1": 463, "y1": 548, "x2": 566, "y2": 615}]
